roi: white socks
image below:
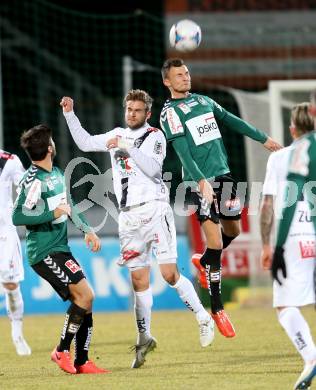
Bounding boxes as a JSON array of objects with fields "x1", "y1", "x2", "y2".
[
  {"x1": 278, "y1": 307, "x2": 316, "y2": 363},
  {"x1": 134, "y1": 288, "x2": 153, "y2": 345},
  {"x1": 3, "y1": 285, "x2": 25, "y2": 341},
  {"x1": 171, "y1": 274, "x2": 209, "y2": 323}
]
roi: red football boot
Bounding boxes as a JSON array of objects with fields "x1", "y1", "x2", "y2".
[
  {"x1": 211, "y1": 310, "x2": 236, "y2": 338},
  {"x1": 51, "y1": 346, "x2": 77, "y2": 374},
  {"x1": 191, "y1": 253, "x2": 208, "y2": 289},
  {"x1": 75, "y1": 360, "x2": 111, "y2": 374}
]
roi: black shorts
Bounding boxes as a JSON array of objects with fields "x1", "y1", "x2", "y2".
[
  {"x1": 32, "y1": 252, "x2": 86, "y2": 301},
  {"x1": 189, "y1": 173, "x2": 242, "y2": 224}
]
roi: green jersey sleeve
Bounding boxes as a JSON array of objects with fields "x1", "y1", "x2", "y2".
[
  {"x1": 275, "y1": 175, "x2": 305, "y2": 247},
  {"x1": 220, "y1": 111, "x2": 268, "y2": 143},
  {"x1": 12, "y1": 178, "x2": 55, "y2": 226},
  {"x1": 160, "y1": 106, "x2": 185, "y2": 141},
  {"x1": 206, "y1": 96, "x2": 268, "y2": 143},
  {"x1": 69, "y1": 198, "x2": 93, "y2": 234},
  {"x1": 55, "y1": 167, "x2": 93, "y2": 234}
]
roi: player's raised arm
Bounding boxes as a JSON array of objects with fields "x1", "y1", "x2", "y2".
[
  {"x1": 11, "y1": 154, "x2": 25, "y2": 186},
  {"x1": 60, "y1": 96, "x2": 112, "y2": 152},
  {"x1": 216, "y1": 105, "x2": 282, "y2": 151}
]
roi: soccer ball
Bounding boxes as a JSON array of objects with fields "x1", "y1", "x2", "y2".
[{"x1": 169, "y1": 19, "x2": 202, "y2": 52}]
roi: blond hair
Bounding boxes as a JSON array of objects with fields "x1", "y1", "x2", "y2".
[
  {"x1": 123, "y1": 89, "x2": 153, "y2": 112},
  {"x1": 291, "y1": 102, "x2": 314, "y2": 135}
]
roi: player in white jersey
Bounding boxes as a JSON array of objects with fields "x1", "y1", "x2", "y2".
[
  {"x1": 60, "y1": 90, "x2": 214, "y2": 368},
  {"x1": 260, "y1": 103, "x2": 316, "y2": 390},
  {"x1": 0, "y1": 150, "x2": 31, "y2": 355}
]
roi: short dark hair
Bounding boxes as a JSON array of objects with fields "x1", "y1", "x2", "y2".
[
  {"x1": 161, "y1": 58, "x2": 184, "y2": 79},
  {"x1": 20, "y1": 124, "x2": 52, "y2": 161},
  {"x1": 123, "y1": 89, "x2": 153, "y2": 112},
  {"x1": 291, "y1": 102, "x2": 314, "y2": 135}
]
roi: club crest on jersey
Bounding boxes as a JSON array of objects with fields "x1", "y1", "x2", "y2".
[
  {"x1": 65, "y1": 259, "x2": 82, "y2": 273},
  {"x1": 134, "y1": 138, "x2": 143, "y2": 148},
  {"x1": 197, "y1": 96, "x2": 208, "y2": 106},
  {"x1": 177, "y1": 103, "x2": 191, "y2": 114},
  {"x1": 114, "y1": 150, "x2": 129, "y2": 159}
]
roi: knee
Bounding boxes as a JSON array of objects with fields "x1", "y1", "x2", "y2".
[
  {"x1": 205, "y1": 231, "x2": 223, "y2": 250},
  {"x1": 131, "y1": 271, "x2": 149, "y2": 292},
  {"x1": 71, "y1": 286, "x2": 94, "y2": 309},
  {"x1": 133, "y1": 280, "x2": 150, "y2": 292},
  {"x1": 162, "y1": 270, "x2": 179, "y2": 286},
  {"x1": 2, "y1": 282, "x2": 18, "y2": 291}
]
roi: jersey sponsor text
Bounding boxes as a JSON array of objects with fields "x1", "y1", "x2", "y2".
[{"x1": 185, "y1": 113, "x2": 221, "y2": 146}]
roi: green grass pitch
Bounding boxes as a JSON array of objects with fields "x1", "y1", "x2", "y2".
[{"x1": 0, "y1": 307, "x2": 314, "y2": 389}]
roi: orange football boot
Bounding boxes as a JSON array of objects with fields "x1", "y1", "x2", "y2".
[
  {"x1": 191, "y1": 253, "x2": 208, "y2": 289},
  {"x1": 211, "y1": 310, "x2": 236, "y2": 338},
  {"x1": 75, "y1": 360, "x2": 111, "y2": 374},
  {"x1": 51, "y1": 346, "x2": 77, "y2": 374}
]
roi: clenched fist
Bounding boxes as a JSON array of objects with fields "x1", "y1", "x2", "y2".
[{"x1": 60, "y1": 96, "x2": 74, "y2": 113}]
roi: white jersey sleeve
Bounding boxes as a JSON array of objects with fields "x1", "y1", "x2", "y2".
[
  {"x1": 262, "y1": 152, "x2": 278, "y2": 196},
  {"x1": 0, "y1": 152, "x2": 24, "y2": 227},
  {"x1": 63, "y1": 110, "x2": 116, "y2": 152},
  {"x1": 11, "y1": 155, "x2": 25, "y2": 185},
  {"x1": 129, "y1": 131, "x2": 166, "y2": 178}
]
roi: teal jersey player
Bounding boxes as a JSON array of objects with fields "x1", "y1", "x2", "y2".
[
  {"x1": 277, "y1": 131, "x2": 316, "y2": 246},
  {"x1": 262, "y1": 103, "x2": 316, "y2": 390},
  {"x1": 160, "y1": 58, "x2": 282, "y2": 339},
  {"x1": 273, "y1": 131, "x2": 316, "y2": 284},
  {"x1": 12, "y1": 124, "x2": 108, "y2": 375},
  {"x1": 160, "y1": 92, "x2": 268, "y2": 181},
  {"x1": 13, "y1": 164, "x2": 91, "y2": 266}
]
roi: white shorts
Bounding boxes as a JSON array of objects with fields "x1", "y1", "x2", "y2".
[
  {"x1": 273, "y1": 239, "x2": 315, "y2": 308},
  {"x1": 118, "y1": 200, "x2": 177, "y2": 269},
  {"x1": 0, "y1": 227, "x2": 24, "y2": 283}
]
